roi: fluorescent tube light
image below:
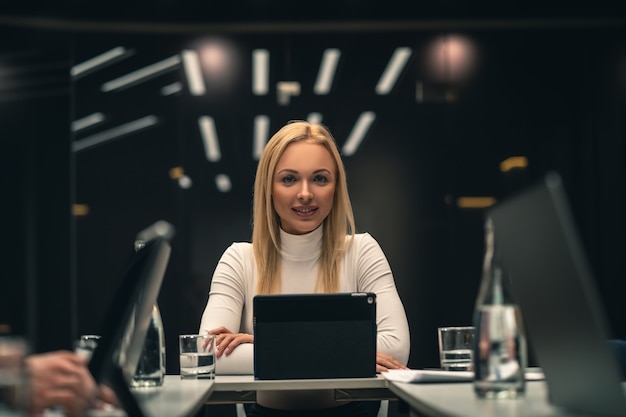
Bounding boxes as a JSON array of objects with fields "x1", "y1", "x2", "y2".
[
  {"x1": 342, "y1": 111, "x2": 376, "y2": 156},
  {"x1": 253, "y1": 115, "x2": 270, "y2": 160},
  {"x1": 314, "y1": 48, "x2": 341, "y2": 95},
  {"x1": 71, "y1": 112, "x2": 105, "y2": 132},
  {"x1": 198, "y1": 116, "x2": 221, "y2": 162},
  {"x1": 101, "y1": 55, "x2": 181, "y2": 92},
  {"x1": 252, "y1": 49, "x2": 269, "y2": 95},
  {"x1": 71, "y1": 46, "x2": 130, "y2": 78},
  {"x1": 376, "y1": 47, "x2": 412, "y2": 95},
  {"x1": 72, "y1": 115, "x2": 159, "y2": 152},
  {"x1": 161, "y1": 82, "x2": 183, "y2": 96},
  {"x1": 182, "y1": 50, "x2": 206, "y2": 96}
]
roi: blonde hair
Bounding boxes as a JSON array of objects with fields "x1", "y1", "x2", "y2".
[{"x1": 253, "y1": 121, "x2": 355, "y2": 294}]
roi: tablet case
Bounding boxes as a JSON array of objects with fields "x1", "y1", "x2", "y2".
[{"x1": 253, "y1": 292, "x2": 377, "y2": 380}]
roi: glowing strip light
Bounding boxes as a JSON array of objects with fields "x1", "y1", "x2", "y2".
[
  {"x1": 101, "y1": 55, "x2": 181, "y2": 92},
  {"x1": 456, "y1": 197, "x2": 497, "y2": 208},
  {"x1": 253, "y1": 115, "x2": 270, "y2": 160},
  {"x1": 71, "y1": 46, "x2": 129, "y2": 78},
  {"x1": 161, "y1": 82, "x2": 183, "y2": 96},
  {"x1": 252, "y1": 49, "x2": 269, "y2": 95},
  {"x1": 342, "y1": 111, "x2": 376, "y2": 156},
  {"x1": 198, "y1": 116, "x2": 221, "y2": 162},
  {"x1": 71, "y1": 112, "x2": 105, "y2": 132},
  {"x1": 376, "y1": 47, "x2": 412, "y2": 95},
  {"x1": 72, "y1": 115, "x2": 159, "y2": 152},
  {"x1": 181, "y1": 50, "x2": 206, "y2": 96},
  {"x1": 314, "y1": 48, "x2": 341, "y2": 95},
  {"x1": 307, "y1": 112, "x2": 323, "y2": 124},
  {"x1": 500, "y1": 156, "x2": 529, "y2": 172}
]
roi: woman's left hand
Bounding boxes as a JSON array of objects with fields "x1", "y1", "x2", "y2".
[
  {"x1": 376, "y1": 352, "x2": 409, "y2": 373},
  {"x1": 207, "y1": 326, "x2": 254, "y2": 357}
]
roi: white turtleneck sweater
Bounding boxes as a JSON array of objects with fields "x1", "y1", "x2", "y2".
[{"x1": 198, "y1": 226, "x2": 410, "y2": 409}]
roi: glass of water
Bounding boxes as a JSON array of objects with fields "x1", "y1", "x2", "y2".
[
  {"x1": 179, "y1": 334, "x2": 215, "y2": 379},
  {"x1": 438, "y1": 326, "x2": 475, "y2": 371}
]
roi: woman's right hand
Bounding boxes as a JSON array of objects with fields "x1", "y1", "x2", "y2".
[{"x1": 207, "y1": 326, "x2": 254, "y2": 357}]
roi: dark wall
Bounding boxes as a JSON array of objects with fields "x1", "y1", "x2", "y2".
[{"x1": 1, "y1": 27, "x2": 74, "y2": 352}]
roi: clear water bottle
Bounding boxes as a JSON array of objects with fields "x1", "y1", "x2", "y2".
[
  {"x1": 130, "y1": 304, "x2": 166, "y2": 387},
  {"x1": 130, "y1": 239, "x2": 166, "y2": 388},
  {"x1": 473, "y1": 217, "x2": 527, "y2": 399}
]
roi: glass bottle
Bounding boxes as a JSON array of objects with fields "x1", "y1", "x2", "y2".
[
  {"x1": 130, "y1": 239, "x2": 166, "y2": 388},
  {"x1": 473, "y1": 217, "x2": 527, "y2": 399}
]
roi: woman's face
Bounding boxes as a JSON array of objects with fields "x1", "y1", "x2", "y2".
[{"x1": 272, "y1": 140, "x2": 336, "y2": 235}]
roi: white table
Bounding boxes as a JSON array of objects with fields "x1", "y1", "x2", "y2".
[
  {"x1": 132, "y1": 376, "x2": 215, "y2": 417},
  {"x1": 386, "y1": 380, "x2": 577, "y2": 417}
]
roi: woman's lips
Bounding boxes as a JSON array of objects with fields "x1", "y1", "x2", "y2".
[{"x1": 292, "y1": 207, "x2": 318, "y2": 216}]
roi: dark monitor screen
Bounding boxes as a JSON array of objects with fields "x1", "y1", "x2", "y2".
[{"x1": 87, "y1": 221, "x2": 173, "y2": 414}]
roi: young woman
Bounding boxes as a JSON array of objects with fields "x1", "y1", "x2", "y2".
[{"x1": 199, "y1": 121, "x2": 410, "y2": 416}]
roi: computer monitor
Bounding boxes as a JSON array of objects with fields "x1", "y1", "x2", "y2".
[{"x1": 489, "y1": 173, "x2": 626, "y2": 416}]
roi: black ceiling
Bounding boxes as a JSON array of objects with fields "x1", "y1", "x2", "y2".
[{"x1": 1, "y1": 0, "x2": 624, "y2": 28}]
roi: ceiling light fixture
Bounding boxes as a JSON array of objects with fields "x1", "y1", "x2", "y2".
[
  {"x1": 71, "y1": 46, "x2": 131, "y2": 79},
  {"x1": 252, "y1": 49, "x2": 269, "y2": 95},
  {"x1": 101, "y1": 55, "x2": 181, "y2": 92},
  {"x1": 72, "y1": 112, "x2": 105, "y2": 132},
  {"x1": 314, "y1": 48, "x2": 341, "y2": 95},
  {"x1": 342, "y1": 111, "x2": 376, "y2": 156},
  {"x1": 376, "y1": 47, "x2": 412, "y2": 95},
  {"x1": 198, "y1": 116, "x2": 221, "y2": 162},
  {"x1": 182, "y1": 50, "x2": 206, "y2": 96},
  {"x1": 161, "y1": 82, "x2": 183, "y2": 96},
  {"x1": 72, "y1": 115, "x2": 159, "y2": 152},
  {"x1": 253, "y1": 115, "x2": 270, "y2": 160}
]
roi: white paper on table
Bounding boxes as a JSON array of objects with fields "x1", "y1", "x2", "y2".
[
  {"x1": 382, "y1": 369, "x2": 474, "y2": 383},
  {"x1": 382, "y1": 368, "x2": 545, "y2": 383}
]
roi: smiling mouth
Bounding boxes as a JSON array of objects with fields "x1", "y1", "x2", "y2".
[{"x1": 293, "y1": 207, "x2": 317, "y2": 214}]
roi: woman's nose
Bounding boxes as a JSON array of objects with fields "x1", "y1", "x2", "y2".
[{"x1": 297, "y1": 182, "x2": 313, "y2": 201}]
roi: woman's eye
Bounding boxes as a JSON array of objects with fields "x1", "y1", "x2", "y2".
[
  {"x1": 313, "y1": 175, "x2": 329, "y2": 184},
  {"x1": 281, "y1": 175, "x2": 296, "y2": 184}
]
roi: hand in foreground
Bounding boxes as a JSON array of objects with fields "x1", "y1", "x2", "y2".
[
  {"x1": 207, "y1": 326, "x2": 254, "y2": 357},
  {"x1": 376, "y1": 352, "x2": 409, "y2": 373},
  {"x1": 94, "y1": 384, "x2": 120, "y2": 410},
  {"x1": 26, "y1": 350, "x2": 97, "y2": 417}
]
